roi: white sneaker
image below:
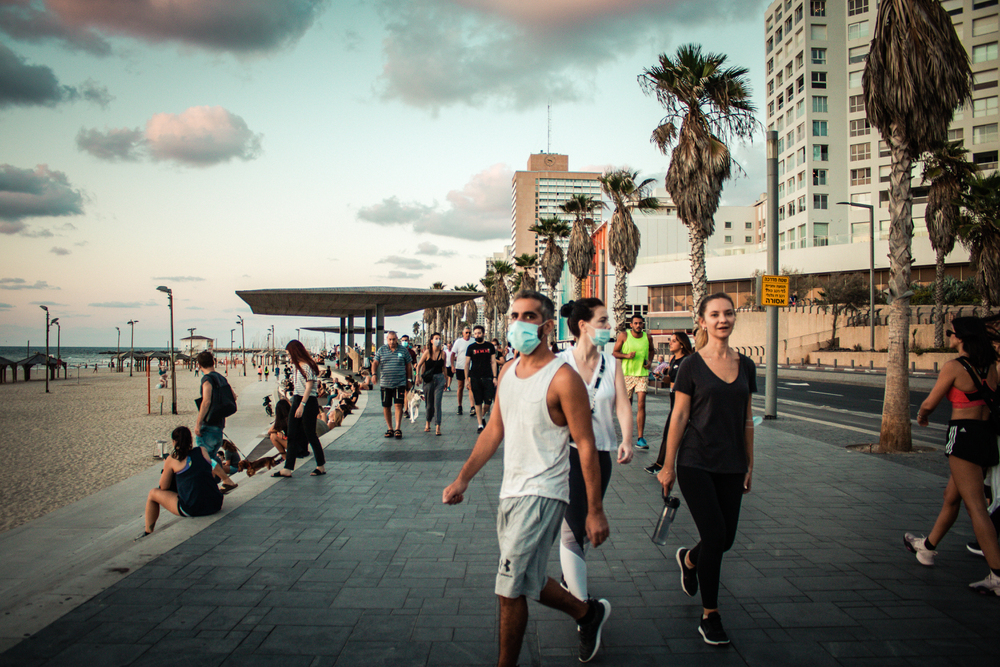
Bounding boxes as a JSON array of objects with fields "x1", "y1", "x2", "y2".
[
  {"x1": 903, "y1": 533, "x2": 936, "y2": 566},
  {"x1": 969, "y1": 571, "x2": 1000, "y2": 596}
]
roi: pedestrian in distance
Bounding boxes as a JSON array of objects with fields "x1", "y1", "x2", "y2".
[
  {"x1": 257, "y1": 365, "x2": 262, "y2": 381},
  {"x1": 451, "y1": 327, "x2": 474, "y2": 415},
  {"x1": 658, "y1": 293, "x2": 756, "y2": 646},
  {"x1": 443, "y1": 341, "x2": 453, "y2": 391},
  {"x1": 613, "y1": 314, "x2": 656, "y2": 450},
  {"x1": 465, "y1": 325, "x2": 498, "y2": 434},
  {"x1": 557, "y1": 298, "x2": 634, "y2": 603},
  {"x1": 416, "y1": 331, "x2": 447, "y2": 436},
  {"x1": 273, "y1": 340, "x2": 326, "y2": 478},
  {"x1": 646, "y1": 331, "x2": 693, "y2": 476},
  {"x1": 908, "y1": 315, "x2": 1000, "y2": 595},
  {"x1": 443, "y1": 290, "x2": 612, "y2": 666},
  {"x1": 371, "y1": 331, "x2": 413, "y2": 440}
]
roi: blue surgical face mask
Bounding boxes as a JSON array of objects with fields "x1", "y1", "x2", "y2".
[
  {"x1": 507, "y1": 320, "x2": 543, "y2": 355},
  {"x1": 401, "y1": 341, "x2": 409, "y2": 348},
  {"x1": 589, "y1": 326, "x2": 612, "y2": 347}
]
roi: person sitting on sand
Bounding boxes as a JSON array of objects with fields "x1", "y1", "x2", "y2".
[{"x1": 138, "y1": 426, "x2": 235, "y2": 539}]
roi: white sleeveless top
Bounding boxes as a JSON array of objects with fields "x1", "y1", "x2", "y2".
[
  {"x1": 558, "y1": 349, "x2": 617, "y2": 452},
  {"x1": 497, "y1": 356, "x2": 570, "y2": 503}
]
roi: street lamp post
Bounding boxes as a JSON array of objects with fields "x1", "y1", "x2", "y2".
[
  {"x1": 127, "y1": 319, "x2": 138, "y2": 377},
  {"x1": 237, "y1": 316, "x2": 246, "y2": 376},
  {"x1": 156, "y1": 286, "x2": 178, "y2": 414},
  {"x1": 51, "y1": 318, "x2": 60, "y2": 380},
  {"x1": 115, "y1": 326, "x2": 121, "y2": 372},
  {"x1": 40, "y1": 305, "x2": 50, "y2": 393},
  {"x1": 836, "y1": 201, "x2": 876, "y2": 351},
  {"x1": 230, "y1": 329, "x2": 235, "y2": 374},
  {"x1": 187, "y1": 328, "x2": 196, "y2": 371},
  {"x1": 271, "y1": 325, "x2": 275, "y2": 367}
]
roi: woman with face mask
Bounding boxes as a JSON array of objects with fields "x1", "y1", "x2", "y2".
[
  {"x1": 416, "y1": 332, "x2": 447, "y2": 435},
  {"x1": 556, "y1": 299, "x2": 634, "y2": 603}
]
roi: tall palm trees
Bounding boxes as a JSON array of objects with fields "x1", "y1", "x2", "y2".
[
  {"x1": 959, "y1": 172, "x2": 1000, "y2": 314},
  {"x1": 490, "y1": 261, "x2": 515, "y2": 340},
  {"x1": 599, "y1": 168, "x2": 660, "y2": 330},
  {"x1": 639, "y1": 44, "x2": 758, "y2": 315},
  {"x1": 429, "y1": 282, "x2": 447, "y2": 337},
  {"x1": 514, "y1": 253, "x2": 539, "y2": 293},
  {"x1": 455, "y1": 283, "x2": 480, "y2": 333},
  {"x1": 529, "y1": 216, "x2": 571, "y2": 306},
  {"x1": 864, "y1": 0, "x2": 972, "y2": 452},
  {"x1": 922, "y1": 141, "x2": 977, "y2": 347},
  {"x1": 480, "y1": 273, "x2": 497, "y2": 338},
  {"x1": 561, "y1": 194, "x2": 604, "y2": 299}
]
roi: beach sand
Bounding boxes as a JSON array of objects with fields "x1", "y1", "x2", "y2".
[{"x1": 0, "y1": 366, "x2": 261, "y2": 533}]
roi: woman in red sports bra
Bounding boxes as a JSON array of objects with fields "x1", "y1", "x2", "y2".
[{"x1": 906, "y1": 315, "x2": 1000, "y2": 596}]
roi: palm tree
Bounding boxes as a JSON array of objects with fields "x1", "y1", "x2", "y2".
[
  {"x1": 922, "y1": 141, "x2": 977, "y2": 347},
  {"x1": 639, "y1": 44, "x2": 759, "y2": 316},
  {"x1": 599, "y1": 168, "x2": 660, "y2": 330},
  {"x1": 561, "y1": 195, "x2": 605, "y2": 299},
  {"x1": 429, "y1": 282, "x2": 446, "y2": 336},
  {"x1": 480, "y1": 273, "x2": 497, "y2": 338},
  {"x1": 455, "y1": 283, "x2": 480, "y2": 332},
  {"x1": 529, "y1": 216, "x2": 571, "y2": 306},
  {"x1": 864, "y1": 0, "x2": 972, "y2": 453},
  {"x1": 958, "y1": 172, "x2": 1000, "y2": 314},
  {"x1": 514, "y1": 253, "x2": 539, "y2": 293},
  {"x1": 491, "y1": 260, "x2": 515, "y2": 340}
]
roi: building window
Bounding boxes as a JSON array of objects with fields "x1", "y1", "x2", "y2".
[
  {"x1": 787, "y1": 85, "x2": 795, "y2": 100},
  {"x1": 724, "y1": 235, "x2": 733, "y2": 244},
  {"x1": 768, "y1": 101, "x2": 775, "y2": 117},
  {"x1": 775, "y1": 26, "x2": 783, "y2": 41},
  {"x1": 948, "y1": 127, "x2": 965, "y2": 143},
  {"x1": 778, "y1": 93, "x2": 784, "y2": 109},
  {"x1": 848, "y1": 0, "x2": 868, "y2": 16},
  {"x1": 812, "y1": 120, "x2": 828, "y2": 136},
  {"x1": 786, "y1": 17, "x2": 793, "y2": 32},
  {"x1": 724, "y1": 221, "x2": 733, "y2": 229},
  {"x1": 974, "y1": 68, "x2": 998, "y2": 91},
  {"x1": 848, "y1": 20, "x2": 869, "y2": 40},
  {"x1": 813, "y1": 144, "x2": 829, "y2": 161},
  {"x1": 767, "y1": 58, "x2": 774, "y2": 74},
  {"x1": 811, "y1": 72, "x2": 827, "y2": 88},
  {"x1": 799, "y1": 224, "x2": 808, "y2": 248},
  {"x1": 974, "y1": 150, "x2": 999, "y2": 169},
  {"x1": 879, "y1": 165, "x2": 891, "y2": 182},
  {"x1": 778, "y1": 137, "x2": 785, "y2": 153},
  {"x1": 797, "y1": 171, "x2": 805, "y2": 189},
  {"x1": 746, "y1": 221, "x2": 754, "y2": 229},
  {"x1": 779, "y1": 159, "x2": 786, "y2": 175},
  {"x1": 973, "y1": 123, "x2": 999, "y2": 144},
  {"x1": 778, "y1": 183, "x2": 785, "y2": 198},
  {"x1": 850, "y1": 167, "x2": 871, "y2": 185},
  {"x1": 796, "y1": 99, "x2": 805, "y2": 117},
  {"x1": 779, "y1": 207, "x2": 786, "y2": 222},
  {"x1": 788, "y1": 200, "x2": 796, "y2": 215},
  {"x1": 797, "y1": 147, "x2": 807, "y2": 165},
  {"x1": 849, "y1": 118, "x2": 871, "y2": 136},
  {"x1": 796, "y1": 4, "x2": 804, "y2": 22},
  {"x1": 767, "y1": 37, "x2": 774, "y2": 54},
  {"x1": 811, "y1": 1, "x2": 826, "y2": 17},
  {"x1": 813, "y1": 222, "x2": 830, "y2": 246},
  {"x1": 849, "y1": 94, "x2": 866, "y2": 113},
  {"x1": 973, "y1": 96, "x2": 998, "y2": 117},
  {"x1": 811, "y1": 24, "x2": 828, "y2": 40},
  {"x1": 849, "y1": 70, "x2": 863, "y2": 88},
  {"x1": 814, "y1": 194, "x2": 829, "y2": 209},
  {"x1": 811, "y1": 48, "x2": 826, "y2": 65},
  {"x1": 972, "y1": 42, "x2": 998, "y2": 63},
  {"x1": 787, "y1": 176, "x2": 795, "y2": 192},
  {"x1": 851, "y1": 192, "x2": 872, "y2": 205},
  {"x1": 850, "y1": 142, "x2": 871, "y2": 161},
  {"x1": 879, "y1": 140, "x2": 891, "y2": 157},
  {"x1": 796, "y1": 123, "x2": 805, "y2": 141},
  {"x1": 813, "y1": 168, "x2": 827, "y2": 185},
  {"x1": 849, "y1": 45, "x2": 869, "y2": 64},
  {"x1": 880, "y1": 190, "x2": 890, "y2": 206},
  {"x1": 973, "y1": 15, "x2": 999, "y2": 37},
  {"x1": 813, "y1": 95, "x2": 828, "y2": 112},
  {"x1": 797, "y1": 75, "x2": 805, "y2": 93},
  {"x1": 796, "y1": 51, "x2": 804, "y2": 69},
  {"x1": 798, "y1": 195, "x2": 807, "y2": 211},
  {"x1": 768, "y1": 79, "x2": 775, "y2": 95},
  {"x1": 746, "y1": 235, "x2": 754, "y2": 243}
]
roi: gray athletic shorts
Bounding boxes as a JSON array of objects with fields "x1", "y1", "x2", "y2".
[{"x1": 495, "y1": 495, "x2": 567, "y2": 599}]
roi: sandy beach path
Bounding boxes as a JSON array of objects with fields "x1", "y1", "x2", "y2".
[{"x1": 0, "y1": 367, "x2": 264, "y2": 533}]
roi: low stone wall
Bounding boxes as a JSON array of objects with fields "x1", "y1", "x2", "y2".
[{"x1": 731, "y1": 347, "x2": 953, "y2": 372}]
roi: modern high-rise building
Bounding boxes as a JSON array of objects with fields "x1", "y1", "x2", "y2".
[
  {"x1": 510, "y1": 154, "x2": 603, "y2": 338},
  {"x1": 763, "y1": 0, "x2": 997, "y2": 251}
]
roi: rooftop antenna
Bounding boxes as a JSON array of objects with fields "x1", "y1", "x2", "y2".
[{"x1": 547, "y1": 103, "x2": 551, "y2": 154}]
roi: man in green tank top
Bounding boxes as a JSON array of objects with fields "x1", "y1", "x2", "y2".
[{"x1": 613, "y1": 314, "x2": 656, "y2": 450}]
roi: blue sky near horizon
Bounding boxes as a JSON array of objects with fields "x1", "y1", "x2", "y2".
[{"x1": 1, "y1": 0, "x2": 769, "y2": 349}]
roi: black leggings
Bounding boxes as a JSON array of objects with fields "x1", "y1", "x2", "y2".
[
  {"x1": 677, "y1": 465, "x2": 744, "y2": 609},
  {"x1": 284, "y1": 395, "x2": 325, "y2": 470}
]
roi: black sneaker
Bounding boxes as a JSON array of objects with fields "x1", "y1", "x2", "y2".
[
  {"x1": 698, "y1": 612, "x2": 729, "y2": 645},
  {"x1": 457, "y1": 405, "x2": 462, "y2": 415},
  {"x1": 676, "y1": 547, "x2": 697, "y2": 597},
  {"x1": 470, "y1": 410, "x2": 477, "y2": 418},
  {"x1": 578, "y1": 598, "x2": 610, "y2": 663},
  {"x1": 968, "y1": 541, "x2": 984, "y2": 557},
  {"x1": 644, "y1": 463, "x2": 661, "y2": 475},
  {"x1": 476, "y1": 425, "x2": 484, "y2": 434}
]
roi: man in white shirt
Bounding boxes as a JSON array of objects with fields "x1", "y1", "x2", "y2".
[
  {"x1": 443, "y1": 342, "x2": 453, "y2": 392},
  {"x1": 450, "y1": 327, "x2": 473, "y2": 414}
]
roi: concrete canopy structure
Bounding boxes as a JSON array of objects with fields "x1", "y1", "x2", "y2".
[{"x1": 236, "y1": 286, "x2": 484, "y2": 369}]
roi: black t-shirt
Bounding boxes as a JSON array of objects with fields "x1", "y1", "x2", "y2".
[
  {"x1": 673, "y1": 352, "x2": 756, "y2": 474},
  {"x1": 466, "y1": 341, "x2": 497, "y2": 378},
  {"x1": 667, "y1": 355, "x2": 687, "y2": 388}
]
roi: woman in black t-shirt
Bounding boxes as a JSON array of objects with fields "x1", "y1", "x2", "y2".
[
  {"x1": 646, "y1": 331, "x2": 693, "y2": 475},
  {"x1": 658, "y1": 293, "x2": 756, "y2": 647}
]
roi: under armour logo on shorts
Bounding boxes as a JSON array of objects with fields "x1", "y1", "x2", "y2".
[{"x1": 499, "y1": 558, "x2": 511, "y2": 573}]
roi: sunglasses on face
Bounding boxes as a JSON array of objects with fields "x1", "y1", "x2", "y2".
[{"x1": 946, "y1": 330, "x2": 955, "y2": 337}]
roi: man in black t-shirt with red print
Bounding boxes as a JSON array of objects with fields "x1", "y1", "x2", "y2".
[{"x1": 464, "y1": 325, "x2": 497, "y2": 433}]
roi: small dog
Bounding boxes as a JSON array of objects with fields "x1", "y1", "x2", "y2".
[
  {"x1": 238, "y1": 455, "x2": 283, "y2": 477},
  {"x1": 408, "y1": 389, "x2": 425, "y2": 423}
]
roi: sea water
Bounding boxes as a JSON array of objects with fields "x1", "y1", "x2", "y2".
[{"x1": 0, "y1": 346, "x2": 154, "y2": 368}]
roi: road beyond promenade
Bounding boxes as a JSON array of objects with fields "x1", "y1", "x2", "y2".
[{"x1": 1, "y1": 382, "x2": 996, "y2": 666}]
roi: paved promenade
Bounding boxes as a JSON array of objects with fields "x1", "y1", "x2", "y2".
[{"x1": 1, "y1": 384, "x2": 997, "y2": 666}]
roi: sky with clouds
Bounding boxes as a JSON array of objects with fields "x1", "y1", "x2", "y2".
[{"x1": 1, "y1": 0, "x2": 769, "y2": 349}]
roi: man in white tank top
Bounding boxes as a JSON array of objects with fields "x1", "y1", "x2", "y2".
[{"x1": 443, "y1": 291, "x2": 612, "y2": 666}]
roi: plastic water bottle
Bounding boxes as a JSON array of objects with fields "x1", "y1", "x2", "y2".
[{"x1": 652, "y1": 495, "x2": 681, "y2": 546}]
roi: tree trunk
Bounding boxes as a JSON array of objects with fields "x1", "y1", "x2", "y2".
[
  {"x1": 613, "y1": 270, "x2": 628, "y2": 332},
  {"x1": 689, "y1": 224, "x2": 708, "y2": 324},
  {"x1": 575, "y1": 277, "x2": 583, "y2": 300},
  {"x1": 831, "y1": 306, "x2": 839, "y2": 348},
  {"x1": 933, "y1": 248, "x2": 945, "y2": 349},
  {"x1": 879, "y1": 129, "x2": 913, "y2": 453}
]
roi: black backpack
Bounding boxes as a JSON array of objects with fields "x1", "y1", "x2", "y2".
[
  {"x1": 197, "y1": 372, "x2": 238, "y2": 422},
  {"x1": 956, "y1": 357, "x2": 1000, "y2": 434}
]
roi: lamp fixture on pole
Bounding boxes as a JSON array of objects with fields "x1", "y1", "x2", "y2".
[{"x1": 156, "y1": 286, "x2": 178, "y2": 414}]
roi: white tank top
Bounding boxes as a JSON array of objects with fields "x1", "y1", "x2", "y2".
[
  {"x1": 497, "y1": 356, "x2": 570, "y2": 502},
  {"x1": 558, "y1": 349, "x2": 617, "y2": 452}
]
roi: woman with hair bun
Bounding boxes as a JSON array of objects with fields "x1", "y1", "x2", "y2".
[
  {"x1": 908, "y1": 314, "x2": 1000, "y2": 596},
  {"x1": 557, "y1": 299, "x2": 634, "y2": 603}
]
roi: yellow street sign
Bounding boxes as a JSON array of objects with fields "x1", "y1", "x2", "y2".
[{"x1": 758, "y1": 275, "x2": 790, "y2": 307}]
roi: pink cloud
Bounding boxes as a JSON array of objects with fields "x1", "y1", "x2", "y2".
[
  {"x1": 452, "y1": 0, "x2": 667, "y2": 30},
  {"x1": 145, "y1": 106, "x2": 262, "y2": 166}
]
